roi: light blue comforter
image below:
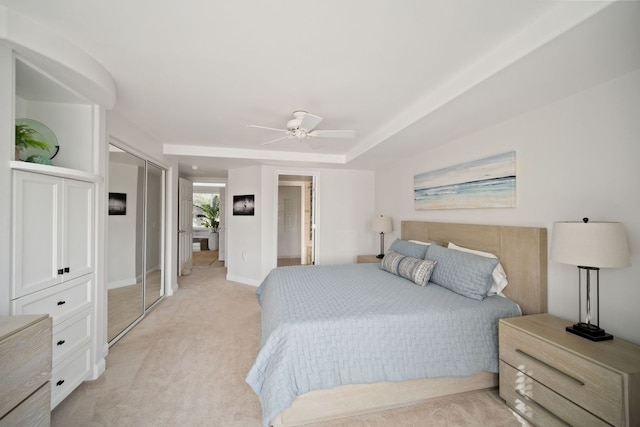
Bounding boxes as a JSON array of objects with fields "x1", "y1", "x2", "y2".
[{"x1": 246, "y1": 263, "x2": 520, "y2": 426}]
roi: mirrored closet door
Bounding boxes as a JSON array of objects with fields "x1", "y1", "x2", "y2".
[{"x1": 107, "y1": 144, "x2": 166, "y2": 343}]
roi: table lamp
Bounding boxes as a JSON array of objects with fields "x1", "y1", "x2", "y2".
[
  {"x1": 550, "y1": 218, "x2": 630, "y2": 341},
  {"x1": 372, "y1": 215, "x2": 392, "y2": 259}
]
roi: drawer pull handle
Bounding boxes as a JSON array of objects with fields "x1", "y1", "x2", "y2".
[
  {"x1": 56, "y1": 379, "x2": 65, "y2": 386},
  {"x1": 57, "y1": 339, "x2": 66, "y2": 346},
  {"x1": 516, "y1": 349, "x2": 585, "y2": 386},
  {"x1": 64, "y1": 267, "x2": 70, "y2": 273},
  {"x1": 58, "y1": 268, "x2": 64, "y2": 275},
  {"x1": 515, "y1": 389, "x2": 570, "y2": 425},
  {"x1": 57, "y1": 300, "x2": 66, "y2": 306}
]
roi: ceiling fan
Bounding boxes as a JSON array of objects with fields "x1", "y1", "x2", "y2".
[{"x1": 248, "y1": 111, "x2": 355, "y2": 145}]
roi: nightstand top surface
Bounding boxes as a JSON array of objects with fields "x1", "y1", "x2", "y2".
[{"x1": 501, "y1": 313, "x2": 640, "y2": 374}]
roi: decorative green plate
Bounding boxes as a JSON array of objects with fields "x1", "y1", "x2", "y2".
[{"x1": 15, "y1": 118, "x2": 60, "y2": 162}]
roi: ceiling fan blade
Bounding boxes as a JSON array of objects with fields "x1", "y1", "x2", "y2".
[
  {"x1": 248, "y1": 125, "x2": 289, "y2": 133},
  {"x1": 298, "y1": 113, "x2": 322, "y2": 131},
  {"x1": 309, "y1": 129, "x2": 356, "y2": 138},
  {"x1": 262, "y1": 135, "x2": 292, "y2": 145}
]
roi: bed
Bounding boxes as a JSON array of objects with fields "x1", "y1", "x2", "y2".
[{"x1": 247, "y1": 221, "x2": 547, "y2": 427}]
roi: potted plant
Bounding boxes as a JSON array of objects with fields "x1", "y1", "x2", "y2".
[
  {"x1": 195, "y1": 196, "x2": 220, "y2": 250},
  {"x1": 15, "y1": 123, "x2": 51, "y2": 161}
]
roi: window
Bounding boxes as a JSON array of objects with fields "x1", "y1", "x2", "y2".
[{"x1": 193, "y1": 193, "x2": 220, "y2": 229}]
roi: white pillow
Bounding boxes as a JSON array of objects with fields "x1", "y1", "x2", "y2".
[
  {"x1": 447, "y1": 242, "x2": 508, "y2": 296},
  {"x1": 408, "y1": 239, "x2": 431, "y2": 246}
]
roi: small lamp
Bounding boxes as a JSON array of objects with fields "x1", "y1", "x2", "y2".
[
  {"x1": 550, "y1": 218, "x2": 630, "y2": 341},
  {"x1": 372, "y1": 215, "x2": 393, "y2": 259}
]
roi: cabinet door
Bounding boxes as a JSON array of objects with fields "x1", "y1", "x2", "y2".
[
  {"x1": 62, "y1": 179, "x2": 94, "y2": 281},
  {"x1": 12, "y1": 171, "x2": 63, "y2": 298}
]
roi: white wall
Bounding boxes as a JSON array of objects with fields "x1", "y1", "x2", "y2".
[
  {"x1": 375, "y1": 69, "x2": 640, "y2": 343},
  {"x1": 226, "y1": 165, "x2": 375, "y2": 286},
  {"x1": 313, "y1": 168, "x2": 376, "y2": 265},
  {"x1": 226, "y1": 166, "x2": 263, "y2": 285}
]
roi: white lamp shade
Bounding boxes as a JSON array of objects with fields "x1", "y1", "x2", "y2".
[
  {"x1": 551, "y1": 221, "x2": 631, "y2": 268},
  {"x1": 372, "y1": 215, "x2": 393, "y2": 233}
]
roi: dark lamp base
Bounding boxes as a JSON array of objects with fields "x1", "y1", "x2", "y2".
[
  {"x1": 566, "y1": 322, "x2": 613, "y2": 342},
  {"x1": 376, "y1": 254, "x2": 384, "y2": 259}
]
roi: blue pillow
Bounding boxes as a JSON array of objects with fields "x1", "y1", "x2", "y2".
[
  {"x1": 388, "y1": 239, "x2": 429, "y2": 259},
  {"x1": 425, "y1": 244, "x2": 499, "y2": 300}
]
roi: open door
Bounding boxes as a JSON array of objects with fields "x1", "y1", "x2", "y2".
[
  {"x1": 277, "y1": 175, "x2": 316, "y2": 266},
  {"x1": 178, "y1": 177, "x2": 193, "y2": 275},
  {"x1": 218, "y1": 188, "x2": 226, "y2": 262}
]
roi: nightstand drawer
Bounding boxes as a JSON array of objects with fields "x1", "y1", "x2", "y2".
[
  {"x1": 500, "y1": 323, "x2": 623, "y2": 425},
  {"x1": 0, "y1": 315, "x2": 51, "y2": 419},
  {"x1": 0, "y1": 381, "x2": 50, "y2": 427},
  {"x1": 500, "y1": 361, "x2": 609, "y2": 427}
]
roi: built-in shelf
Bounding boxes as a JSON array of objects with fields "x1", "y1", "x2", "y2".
[
  {"x1": 10, "y1": 161, "x2": 102, "y2": 183},
  {"x1": 14, "y1": 57, "x2": 96, "y2": 175}
]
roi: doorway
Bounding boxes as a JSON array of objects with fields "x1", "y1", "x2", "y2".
[{"x1": 277, "y1": 175, "x2": 315, "y2": 266}]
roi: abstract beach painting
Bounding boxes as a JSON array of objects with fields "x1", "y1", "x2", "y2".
[{"x1": 414, "y1": 151, "x2": 516, "y2": 210}]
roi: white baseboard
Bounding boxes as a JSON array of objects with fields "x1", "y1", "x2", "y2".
[
  {"x1": 108, "y1": 278, "x2": 137, "y2": 290},
  {"x1": 226, "y1": 274, "x2": 261, "y2": 287},
  {"x1": 89, "y1": 357, "x2": 106, "y2": 380}
]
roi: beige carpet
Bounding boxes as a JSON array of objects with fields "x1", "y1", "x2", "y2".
[
  {"x1": 52, "y1": 263, "x2": 529, "y2": 427},
  {"x1": 192, "y1": 250, "x2": 223, "y2": 267}
]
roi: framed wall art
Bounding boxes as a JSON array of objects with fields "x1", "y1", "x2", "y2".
[
  {"x1": 233, "y1": 194, "x2": 255, "y2": 216},
  {"x1": 414, "y1": 151, "x2": 516, "y2": 210},
  {"x1": 108, "y1": 192, "x2": 127, "y2": 215}
]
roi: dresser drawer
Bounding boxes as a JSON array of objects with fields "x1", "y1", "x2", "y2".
[
  {"x1": 0, "y1": 315, "x2": 51, "y2": 419},
  {"x1": 500, "y1": 323, "x2": 623, "y2": 425},
  {"x1": 13, "y1": 275, "x2": 92, "y2": 326},
  {"x1": 500, "y1": 360, "x2": 609, "y2": 427},
  {"x1": 51, "y1": 344, "x2": 91, "y2": 409},
  {"x1": 0, "y1": 381, "x2": 50, "y2": 427},
  {"x1": 52, "y1": 310, "x2": 91, "y2": 365}
]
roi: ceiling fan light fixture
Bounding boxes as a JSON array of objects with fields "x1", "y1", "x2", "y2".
[
  {"x1": 287, "y1": 118, "x2": 302, "y2": 130},
  {"x1": 249, "y1": 110, "x2": 355, "y2": 145},
  {"x1": 293, "y1": 129, "x2": 308, "y2": 139}
]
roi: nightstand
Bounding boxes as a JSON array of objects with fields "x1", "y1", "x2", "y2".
[
  {"x1": 357, "y1": 254, "x2": 382, "y2": 264},
  {"x1": 499, "y1": 313, "x2": 640, "y2": 426},
  {"x1": 0, "y1": 315, "x2": 52, "y2": 426}
]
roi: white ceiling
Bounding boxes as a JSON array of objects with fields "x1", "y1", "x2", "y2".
[{"x1": 2, "y1": 1, "x2": 638, "y2": 178}]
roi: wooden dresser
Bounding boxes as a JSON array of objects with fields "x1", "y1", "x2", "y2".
[
  {"x1": 0, "y1": 315, "x2": 52, "y2": 427},
  {"x1": 499, "y1": 314, "x2": 640, "y2": 426}
]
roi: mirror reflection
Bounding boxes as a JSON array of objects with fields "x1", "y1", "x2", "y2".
[
  {"x1": 107, "y1": 145, "x2": 145, "y2": 342},
  {"x1": 107, "y1": 144, "x2": 166, "y2": 343}
]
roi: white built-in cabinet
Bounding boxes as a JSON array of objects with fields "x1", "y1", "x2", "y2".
[
  {"x1": 7, "y1": 55, "x2": 103, "y2": 409},
  {"x1": 12, "y1": 171, "x2": 94, "y2": 298},
  {"x1": 11, "y1": 171, "x2": 95, "y2": 408},
  {"x1": 2, "y1": 6, "x2": 115, "y2": 411}
]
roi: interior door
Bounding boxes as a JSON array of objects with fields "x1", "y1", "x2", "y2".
[
  {"x1": 218, "y1": 188, "x2": 226, "y2": 262},
  {"x1": 276, "y1": 175, "x2": 316, "y2": 266},
  {"x1": 178, "y1": 178, "x2": 193, "y2": 275},
  {"x1": 145, "y1": 163, "x2": 165, "y2": 309},
  {"x1": 278, "y1": 185, "x2": 302, "y2": 261}
]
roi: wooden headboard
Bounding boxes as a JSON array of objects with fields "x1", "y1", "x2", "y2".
[{"x1": 401, "y1": 221, "x2": 547, "y2": 315}]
